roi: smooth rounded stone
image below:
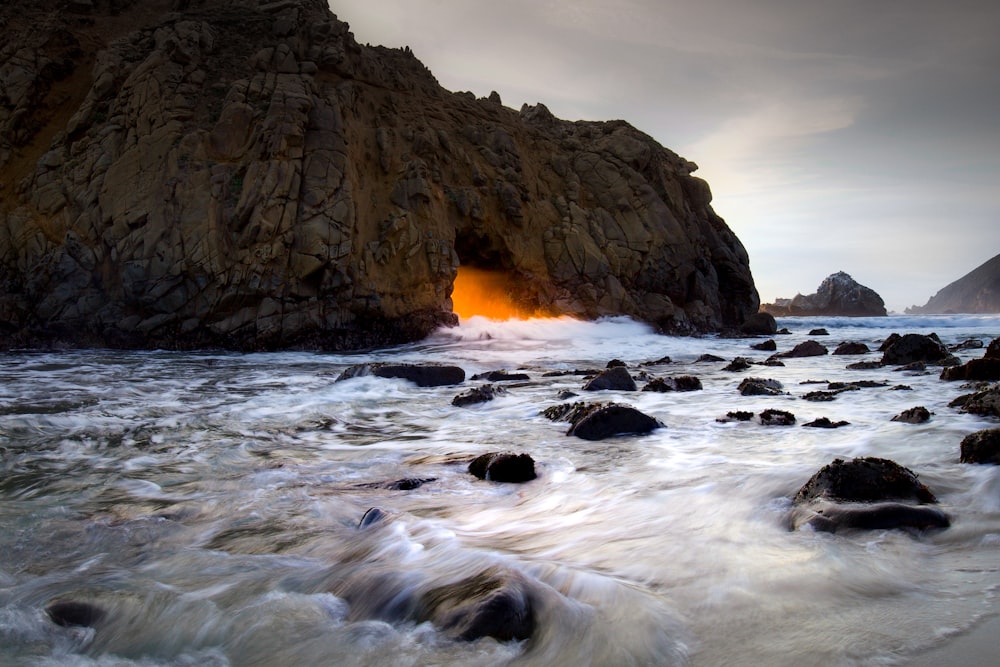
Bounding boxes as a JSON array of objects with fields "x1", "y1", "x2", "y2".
[
  {"x1": 751, "y1": 339, "x2": 777, "y2": 351},
  {"x1": 722, "y1": 357, "x2": 752, "y2": 372},
  {"x1": 642, "y1": 375, "x2": 702, "y2": 392},
  {"x1": 960, "y1": 427, "x2": 1000, "y2": 464},
  {"x1": 759, "y1": 409, "x2": 795, "y2": 426},
  {"x1": 337, "y1": 363, "x2": 466, "y2": 387},
  {"x1": 774, "y1": 340, "x2": 829, "y2": 358},
  {"x1": 793, "y1": 457, "x2": 937, "y2": 505},
  {"x1": 468, "y1": 452, "x2": 537, "y2": 482},
  {"x1": 582, "y1": 365, "x2": 637, "y2": 391},
  {"x1": 717, "y1": 410, "x2": 755, "y2": 423},
  {"x1": 808, "y1": 328, "x2": 829, "y2": 336},
  {"x1": 738, "y1": 377, "x2": 784, "y2": 396},
  {"x1": 791, "y1": 502, "x2": 950, "y2": 533},
  {"x1": 566, "y1": 404, "x2": 662, "y2": 440},
  {"x1": 452, "y1": 384, "x2": 508, "y2": 407},
  {"x1": 45, "y1": 600, "x2": 106, "y2": 628},
  {"x1": 891, "y1": 406, "x2": 932, "y2": 424},
  {"x1": 470, "y1": 370, "x2": 531, "y2": 382},
  {"x1": 802, "y1": 417, "x2": 850, "y2": 428},
  {"x1": 359, "y1": 507, "x2": 390, "y2": 529},
  {"x1": 880, "y1": 333, "x2": 958, "y2": 366},
  {"x1": 740, "y1": 312, "x2": 778, "y2": 335},
  {"x1": 418, "y1": 569, "x2": 534, "y2": 642},
  {"x1": 833, "y1": 341, "x2": 870, "y2": 355}
]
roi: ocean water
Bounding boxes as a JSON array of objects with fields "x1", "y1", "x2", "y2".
[{"x1": 1, "y1": 314, "x2": 999, "y2": 666}]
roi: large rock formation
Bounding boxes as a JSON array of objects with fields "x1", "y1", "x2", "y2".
[
  {"x1": 906, "y1": 253, "x2": 1000, "y2": 314},
  {"x1": 0, "y1": 0, "x2": 758, "y2": 351},
  {"x1": 760, "y1": 272, "x2": 886, "y2": 317}
]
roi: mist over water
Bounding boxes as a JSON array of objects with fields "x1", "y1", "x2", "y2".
[{"x1": 1, "y1": 315, "x2": 999, "y2": 666}]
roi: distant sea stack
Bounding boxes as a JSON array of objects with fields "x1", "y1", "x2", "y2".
[
  {"x1": 760, "y1": 272, "x2": 887, "y2": 317},
  {"x1": 906, "y1": 253, "x2": 1000, "y2": 314},
  {"x1": 0, "y1": 0, "x2": 758, "y2": 351}
]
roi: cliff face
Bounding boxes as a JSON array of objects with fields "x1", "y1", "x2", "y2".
[
  {"x1": 906, "y1": 254, "x2": 1000, "y2": 314},
  {"x1": 761, "y1": 272, "x2": 886, "y2": 317},
  {"x1": 0, "y1": 0, "x2": 759, "y2": 350}
]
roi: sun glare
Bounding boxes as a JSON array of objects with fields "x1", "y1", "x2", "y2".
[{"x1": 451, "y1": 267, "x2": 547, "y2": 321}]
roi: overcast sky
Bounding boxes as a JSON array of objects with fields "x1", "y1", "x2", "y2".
[{"x1": 332, "y1": 1, "x2": 999, "y2": 312}]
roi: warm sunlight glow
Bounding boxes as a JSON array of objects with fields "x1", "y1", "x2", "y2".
[{"x1": 451, "y1": 267, "x2": 549, "y2": 321}]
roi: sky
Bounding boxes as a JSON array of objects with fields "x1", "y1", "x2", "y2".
[{"x1": 332, "y1": 1, "x2": 1000, "y2": 312}]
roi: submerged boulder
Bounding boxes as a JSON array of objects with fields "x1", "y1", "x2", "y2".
[
  {"x1": 792, "y1": 502, "x2": 950, "y2": 533},
  {"x1": 452, "y1": 384, "x2": 508, "y2": 407},
  {"x1": 45, "y1": 600, "x2": 106, "y2": 628},
  {"x1": 469, "y1": 452, "x2": 537, "y2": 482},
  {"x1": 337, "y1": 363, "x2": 466, "y2": 387},
  {"x1": 568, "y1": 404, "x2": 662, "y2": 440},
  {"x1": 793, "y1": 457, "x2": 937, "y2": 505},
  {"x1": 419, "y1": 569, "x2": 535, "y2": 642},
  {"x1": 642, "y1": 375, "x2": 703, "y2": 392}
]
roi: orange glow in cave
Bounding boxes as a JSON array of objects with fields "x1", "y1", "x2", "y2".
[{"x1": 451, "y1": 267, "x2": 547, "y2": 321}]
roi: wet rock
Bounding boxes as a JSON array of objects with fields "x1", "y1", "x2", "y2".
[
  {"x1": 606, "y1": 359, "x2": 628, "y2": 368},
  {"x1": 452, "y1": 384, "x2": 508, "y2": 407},
  {"x1": 880, "y1": 333, "x2": 958, "y2": 366},
  {"x1": 828, "y1": 380, "x2": 884, "y2": 390},
  {"x1": 846, "y1": 360, "x2": 884, "y2": 370},
  {"x1": 878, "y1": 333, "x2": 902, "y2": 352},
  {"x1": 891, "y1": 406, "x2": 932, "y2": 424},
  {"x1": 802, "y1": 390, "x2": 840, "y2": 402},
  {"x1": 565, "y1": 404, "x2": 662, "y2": 440},
  {"x1": 582, "y1": 366, "x2": 637, "y2": 391},
  {"x1": 940, "y1": 337, "x2": 1000, "y2": 381},
  {"x1": 950, "y1": 338, "x2": 985, "y2": 351},
  {"x1": 468, "y1": 452, "x2": 537, "y2": 482},
  {"x1": 640, "y1": 355, "x2": 673, "y2": 366},
  {"x1": 717, "y1": 410, "x2": 754, "y2": 423},
  {"x1": 803, "y1": 417, "x2": 850, "y2": 428},
  {"x1": 895, "y1": 361, "x2": 926, "y2": 373},
  {"x1": 951, "y1": 384, "x2": 1000, "y2": 418},
  {"x1": 773, "y1": 340, "x2": 829, "y2": 358},
  {"x1": 793, "y1": 457, "x2": 937, "y2": 505},
  {"x1": 751, "y1": 339, "x2": 777, "y2": 351},
  {"x1": 358, "y1": 478, "x2": 437, "y2": 491},
  {"x1": 419, "y1": 569, "x2": 534, "y2": 642},
  {"x1": 890, "y1": 384, "x2": 913, "y2": 391},
  {"x1": 959, "y1": 427, "x2": 1000, "y2": 464},
  {"x1": 643, "y1": 375, "x2": 703, "y2": 392},
  {"x1": 337, "y1": 363, "x2": 466, "y2": 387},
  {"x1": 358, "y1": 507, "x2": 390, "y2": 529},
  {"x1": 722, "y1": 357, "x2": 753, "y2": 372},
  {"x1": 740, "y1": 312, "x2": 778, "y2": 335},
  {"x1": 738, "y1": 377, "x2": 784, "y2": 396},
  {"x1": 792, "y1": 502, "x2": 950, "y2": 533},
  {"x1": 45, "y1": 600, "x2": 106, "y2": 628},
  {"x1": 760, "y1": 272, "x2": 887, "y2": 317},
  {"x1": 809, "y1": 328, "x2": 829, "y2": 336},
  {"x1": 696, "y1": 354, "x2": 725, "y2": 363},
  {"x1": 833, "y1": 342, "x2": 870, "y2": 355},
  {"x1": 759, "y1": 409, "x2": 795, "y2": 426},
  {"x1": 470, "y1": 370, "x2": 531, "y2": 382}
]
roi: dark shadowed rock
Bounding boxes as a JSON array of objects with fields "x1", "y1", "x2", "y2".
[
  {"x1": 419, "y1": 569, "x2": 534, "y2": 642},
  {"x1": 640, "y1": 355, "x2": 673, "y2": 366},
  {"x1": 751, "y1": 339, "x2": 777, "y2": 351},
  {"x1": 740, "y1": 312, "x2": 778, "y2": 335},
  {"x1": 803, "y1": 417, "x2": 850, "y2": 428},
  {"x1": 717, "y1": 410, "x2": 755, "y2": 423},
  {"x1": 891, "y1": 406, "x2": 932, "y2": 424},
  {"x1": 846, "y1": 360, "x2": 884, "y2": 370},
  {"x1": 723, "y1": 357, "x2": 753, "y2": 372},
  {"x1": 643, "y1": 375, "x2": 703, "y2": 392},
  {"x1": 697, "y1": 354, "x2": 725, "y2": 363},
  {"x1": 951, "y1": 338, "x2": 985, "y2": 351},
  {"x1": 738, "y1": 377, "x2": 784, "y2": 396},
  {"x1": 802, "y1": 390, "x2": 840, "y2": 402},
  {"x1": 940, "y1": 337, "x2": 1000, "y2": 381},
  {"x1": 793, "y1": 457, "x2": 937, "y2": 504},
  {"x1": 759, "y1": 409, "x2": 795, "y2": 425},
  {"x1": 833, "y1": 342, "x2": 870, "y2": 355},
  {"x1": 358, "y1": 478, "x2": 436, "y2": 491},
  {"x1": 359, "y1": 507, "x2": 390, "y2": 529},
  {"x1": 878, "y1": 333, "x2": 902, "y2": 352},
  {"x1": 337, "y1": 363, "x2": 466, "y2": 387},
  {"x1": 452, "y1": 384, "x2": 508, "y2": 407},
  {"x1": 809, "y1": 328, "x2": 829, "y2": 336},
  {"x1": 45, "y1": 600, "x2": 106, "y2": 628},
  {"x1": 881, "y1": 334, "x2": 957, "y2": 366},
  {"x1": 952, "y1": 384, "x2": 1000, "y2": 418},
  {"x1": 566, "y1": 404, "x2": 662, "y2": 440},
  {"x1": 960, "y1": 428, "x2": 1000, "y2": 464},
  {"x1": 792, "y1": 502, "x2": 950, "y2": 533},
  {"x1": 469, "y1": 453, "x2": 537, "y2": 482},
  {"x1": 774, "y1": 340, "x2": 829, "y2": 358},
  {"x1": 760, "y1": 272, "x2": 887, "y2": 317},
  {"x1": 582, "y1": 366, "x2": 637, "y2": 391},
  {"x1": 470, "y1": 370, "x2": 531, "y2": 382}
]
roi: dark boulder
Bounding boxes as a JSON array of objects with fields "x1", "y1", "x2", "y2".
[
  {"x1": 760, "y1": 272, "x2": 887, "y2": 317},
  {"x1": 566, "y1": 404, "x2": 662, "y2": 440},
  {"x1": 802, "y1": 390, "x2": 841, "y2": 402},
  {"x1": 45, "y1": 600, "x2": 106, "y2": 628},
  {"x1": 469, "y1": 453, "x2": 537, "y2": 482},
  {"x1": 878, "y1": 333, "x2": 902, "y2": 352},
  {"x1": 740, "y1": 312, "x2": 778, "y2": 335},
  {"x1": 792, "y1": 502, "x2": 950, "y2": 533},
  {"x1": 471, "y1": 370, "x2": 531, "y2": 382},
  {"x1": 582, "y1": 366, "x2": 637, "y2": 391},
  {"x1": 751, "y1": 339, "x2": 777, "y2": 351},
  {"x1": 738, "y1": 377, "x2": 784, "y2": 396},
  {"x1": 950, "y1": 338, "x2": 985, "y2": 351},
  {"x1": 759, "y1": 409, "x2": 795, "y2": 425},
  {"x1": 358, "y1": 478, "x2": 436, "y2": 491},
  {"x1": 894, "y1": 361, "x2": 927, "y2": 373},
  {"x1": 774, "y1": 340, "x2": 829, "y2": 358},
  {"x1": 337, "y1": 363, "x2": 466, "y2": 387},
  {"x1": 833, "y1": 342, "x2": 870, "y2": 355},
  {"x1": 880, "y1": 333, "x2": 957, "y2": 366},
  {"x1": 643, "y1": 375, "x2": 703, "y2": 392},
  {"x1": 803, "y1": 417, "x2": 850, "y2": 428},
  {"x1": 891, "y1": 406, "x2": 932, "y2": 424},
  {"x1": 640, "y1": 355, "x2": 673, "y2": 366},
  {"x1": 940, "y1": 336, "x2": 1000, "y2": 381},
  {"x1": 696, "y1": 354, "x2": 725, "y2": 363},
  {"x1": 452, "y1": 384, "x2": 508, "y2": 407},
  {"x1": 951, "y1": 385, "x2": 1000, "y2": 418},
  {"x1": 722, "y1": 357, "x2": 753, "y2": 372},
  {"x1": 809, "y1": 328, "x2": 829, "y2": 336},
  {"x1": 793, "y1": 457, "x2": 937, "y2": 504},
  {"x1": 959, "y1": 427, "x2": 1000, "y2": 464},
  {"x1": 418, "y1": 569, "x2": 534, "y2": 642},
  {"x1": 717, "y1": 410, "x2": 754, "y2": 422}
]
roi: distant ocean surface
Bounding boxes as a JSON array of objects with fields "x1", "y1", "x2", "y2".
[{"x1": 1, "y1": 313, "x2": 999, "y2": 666}]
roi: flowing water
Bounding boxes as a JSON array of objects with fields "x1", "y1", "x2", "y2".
[{"x1": 1, "y1": 315, "x2": 999, "y2": 666}]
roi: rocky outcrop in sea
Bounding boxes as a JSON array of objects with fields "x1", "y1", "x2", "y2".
[
  {"x1": 760, "y1": 272, "x2": 886, "y2": 317},
  {"x1": 0, "y1": 0, "x2": 758, "y2": 351}
]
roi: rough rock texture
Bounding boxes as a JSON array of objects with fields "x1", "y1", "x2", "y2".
[
  {"x1": 0, "y1": 0, "x2": 758, "y2": 351},
  {"x1": 760, "y1": 272, "x2": 887, "y2": 317},
  {"x1": 881, "y1": 333, "x2": 958, "y2": 367},
  {"x1": 336, "y1": 362, "x2": 465, "y2": 386},
  {"x1": 940, "y1": 336, "x2": 1000, "y2": 381},
  {"x1": 468, "y1": 452, "x2": 536, "y2": 483},
  {"x1": 793, "y1": 457, "x2": 937, "y2": 505},
  {"x1": 907, "y1": 252, "x2": 1000, "y2": 314},
  {"x1": 582, "y1": 366, "x2": 637, "y2": 391},
  {"x1": 960, "y1": 428, "x2": 1000, "y2": 464}
]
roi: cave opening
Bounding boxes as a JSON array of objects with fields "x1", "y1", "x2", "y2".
[{"x1": 451, "y1": 231, "x2": 547, "y2": 321}]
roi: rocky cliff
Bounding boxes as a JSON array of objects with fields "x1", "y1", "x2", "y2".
[
  {"x1": 760, "y1": 272, "x2": 886, "y2": 317},
  {"x1": 0, "y1": 0, "x2": 759, "y2": 351},
  {"x1": 906, "y1": 253, "x2": 1000, "y2": 314}
]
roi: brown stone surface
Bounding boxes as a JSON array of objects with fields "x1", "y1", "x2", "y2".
[{"x1": 0, "y1": 0, "x2": 758, "y2": 351}]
